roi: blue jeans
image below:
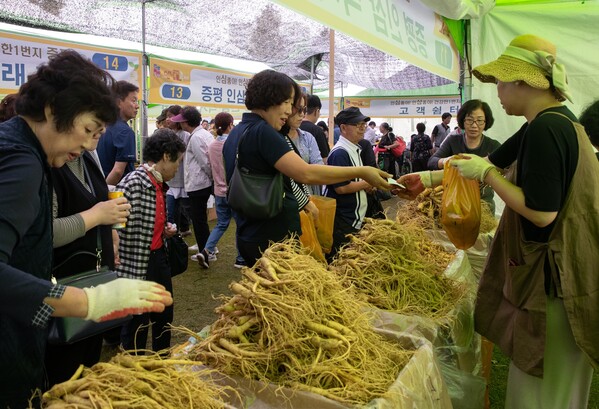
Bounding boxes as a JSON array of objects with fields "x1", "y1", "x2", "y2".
[{"x1": 205, "y1": 196, "x2": 244, "y2": 264}]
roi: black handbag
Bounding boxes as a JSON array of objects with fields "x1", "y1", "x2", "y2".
[
  {"x1": 227, "y1": 128, "x2": 284, "y2": 219},
  {"x1": 48, "y1": 233, "x2": 131, "y2": 345},
  {"x1": 166, "y1": 234, "x2": 188, "y2": 277}
]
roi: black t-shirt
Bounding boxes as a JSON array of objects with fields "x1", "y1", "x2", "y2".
[
  {"x1": 489, "y1": 106, "x2": 579, "y2": 242},
  {"x1": 300, "y1": 120, "x2": 330, "y2": 159},
  {"x1": 223, "y1": 113, "x2": 300, "y2": 243}
]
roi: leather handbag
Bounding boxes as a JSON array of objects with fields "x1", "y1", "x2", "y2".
[
  {"x1": 227, "y1": 128, "x2": 284, "y2": 219},
  {"x1": 48, "y1": 232, "x2": 131, "y2": 345},
  {"x1": 166, "y1": 234, "x2": 188, "y2": 277}
]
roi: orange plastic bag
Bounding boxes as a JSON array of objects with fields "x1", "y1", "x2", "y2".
[
  {"x1": 440, "y1": 159, "x2": 481, "y2": 249},
  {"x1": 308, "y1": 195, "x2": 336, "y2": 254},
  {"x1": 299, "y1": 211, "x2": 326, "y2": 262}
]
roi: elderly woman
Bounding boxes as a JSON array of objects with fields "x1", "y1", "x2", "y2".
[
  {"x1": 0, "y1": 51, "x2": 172, "y2": 408},
  {"x1": 223, "y1": 70, "x2": 391, "y2": 265},
  {"x1": 427, "y1": 99, "x2": 501, "y2": 213},
  {"x1": 116, "y1": 129, "x2": 186, "y2": 353},
  {"x1": 400, "y1": 34, "x2": 599, "y2": 409}
]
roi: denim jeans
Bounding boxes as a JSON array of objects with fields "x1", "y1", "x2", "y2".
[
  {"x1": 205, "y1": 195, "x2": 244, "y2": 263},
  {"x1": 166, "y1": 194, "x2": 191, "y2": 231}
]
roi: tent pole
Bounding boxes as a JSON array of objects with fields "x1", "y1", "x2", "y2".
[
  {"x1": 328, "y1": 29, "x2": 335, "y2": 147},
  {"x1": 310, "y1": 56, "x2": 315, "y2": 94},
  {"x1": 140, "y1": 0, "x2": 151, "y2": 160}
]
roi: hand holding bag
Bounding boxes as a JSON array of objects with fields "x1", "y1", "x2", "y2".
[{"x1": 227, "y1": 128, "x2": 284, "y2": 219}]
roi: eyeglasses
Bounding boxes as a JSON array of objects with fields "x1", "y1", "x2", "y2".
[
  {"x1": 294, "y1": 106, "x2": 307, "y2": 115},
  {"x1": 345, "y1": 122, "x2": 367, "y2": 129},
  {"x1": 464, "y1": 118, "x2": 486, "y2": 127}
]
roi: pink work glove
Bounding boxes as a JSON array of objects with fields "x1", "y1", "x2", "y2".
[{"x1": 84, "y1": 278, "x2": 173, "y2": 322}]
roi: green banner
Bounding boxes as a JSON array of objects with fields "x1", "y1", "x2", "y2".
[{"x1": 272, "y1": 0, "x2": 459, "y2": 82}]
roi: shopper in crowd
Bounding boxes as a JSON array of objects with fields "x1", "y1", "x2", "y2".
[
  {"x1": 164, "y1": 105, "x2": 192, "y2": 237},
  {"x1": 169, "y1": 106, "x2": 213, "y2": 268},
  {"x1": 222, "y1": 70, "x2": 391, "y2": 266},
  {"x1": 377, "y1": 122, "x2": 400, "y2": 178},
  {"x1": 364, "y1": 120, "x2": 378, "y2": 146},
  {"x1": 300, "y1": 94, "x2": 330, "y2": 163},
  {"x1": 428, "y1": 99, "x2": 501, "y2": 213},
  {"x1": 116, "y1": 129, "x2": 185, "y2": 353},
  {"x1": 0, "y1": 93, "x2": 18, "y2": 123},
  {"x1": 0, "y1": 50, "x2": 172, "y2": 409},
  {"x1": 96, "y1": 80, "x2": 139, "y2": 185},
  {"x1": 155, "y1": 109, "x2": 167, "y2": 129},
  {"x1": 409, "y1": 122, "x2": 433, "y2": 172},
  {"x1": 431, "y1": 112, "x2": 452, "y2": 151},
  {"x1": 398, "y1": 34, "x2": 599, "y2": 409},
  {"x1": 284, "y1": 92, "x2": 324, "y2": 195},
  {"x1": 325, "y1": 107, "x2": 376, "y2": 259},
  {"x1": 579, "y1": 99, "x2": 599, "y2": 160},
  {"x1": 46, "y1": 136, "x2": 131, "y2": 387},
  {"x1": 317, "y1": 120, "x2": 329, "y2": 141},
  {"x1": 203, "y1": 112, "x2": 246, "y2": 268}
]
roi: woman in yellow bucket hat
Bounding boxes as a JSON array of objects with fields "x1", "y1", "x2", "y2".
[
  {"x1": 452, "y1": 34, "x2": 599, "y2": 408},
  {"x1": 396, "y1": 33, "x2": 599, "y2": 408}
]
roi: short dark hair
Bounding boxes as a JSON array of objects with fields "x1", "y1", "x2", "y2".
[
  {"x1": 245, "y1": 70, "x2": 300, "y2": 111},
  {"x1": 580, "y1": 99, "x2": 599, "y2": 148},
  {"x1": 180, "y1": 106, "x2": 202, "y2": 128},
  {"x1": 166, "y1": 105, "x2": 182, "y2": 116},
  {"x1": 16, "y1": 50, "x2": 118, "y2": 132},
  {"x1": 306, "y1": 94, "x2": 322, "y2": 115},
  {"x1": 143, "y1": 128, "x2": 186, "y2": 163},
  {"x1": 416, "y1": 122, "x2": 426, "y2": 133},
  {"x1": 115, "y1": 80, "x2": 139, "y2": 101},
  {"x1": 368, "y1": 121, "x2": 376, "y2": 127},
  {"x1": 317, "y1": 120, "x2": 328, "y2": 132},
  {"x1": 456, "y1": 99, "x2": 494, "y2": 131},
  {"x1": 0, "y1": 93, "x2": 18, "y2": 123},
  {"x1": 442, "y1": 112, "x2": 452, "y2": 120}
]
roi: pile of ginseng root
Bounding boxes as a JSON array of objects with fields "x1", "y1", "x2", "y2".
[
  {"x1": 399, "y1": 186, "x2": 498, "y2": 233},
  {"x1": 36, "y1": 352, "x2": 232, "y2": 409},
  {"x1": 189, "y1": 239, "x2": 413, "y2": 406},
  {"x1": 329, "y1": 217, "x2": 468, "y2": 323}
]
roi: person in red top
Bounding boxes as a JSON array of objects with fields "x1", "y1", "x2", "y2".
[{"x1": 115, "y1": 129, "x2": 186, "y2": 352}]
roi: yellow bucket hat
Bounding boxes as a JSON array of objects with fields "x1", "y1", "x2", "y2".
[{"x1": 473, "y1": 34, "x2": 572, "y2": 103}]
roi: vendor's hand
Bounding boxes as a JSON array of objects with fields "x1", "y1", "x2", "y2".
[
  {"x1": 393, "y1": 173, "x2": 426, "y2": 200},
  {"x1": 84, "y1": 278, "x2": 173, "y2": 322},
  {"x1": 361, "y1": 167, "x2": 392, "y2": 190},
  {"x1": 303, "y1": 200, "x2": 320, "y2": 228},
  {"x1": 451, "y1": 154, "x2": 494, "y2": 182}
]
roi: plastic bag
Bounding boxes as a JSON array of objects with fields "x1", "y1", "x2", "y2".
[
  {"x1": 441, "y1": 159, "x2": 481, "y2": 249},
  {"x1": 308, "y1": 195, "x2": 336, "y2": 254},
  {"x1": 299, "y1": 211, "x2": 326, "y2": 262}
]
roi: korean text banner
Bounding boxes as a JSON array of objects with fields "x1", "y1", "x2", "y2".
[
  {"x1": 149, "y1": 57, "x2": 252, "y2": 109},
  {"x1": 272, "y1": 0, "x2": 459, "y2": 82},
  {"x1": 320, "y1": 96, "x2": 461, "y2": 118},
  {"x1": 0, "y1": 30, "x2": 142, "y2": 95}
]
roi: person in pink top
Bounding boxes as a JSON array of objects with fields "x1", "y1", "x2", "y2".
[{"x1": 204, "y1": 112, "x2": 246, "y2": 268}]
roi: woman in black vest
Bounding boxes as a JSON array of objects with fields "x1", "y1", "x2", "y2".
[{"x1": 45, "y1": 150, "x2": 130, "y2": 386}]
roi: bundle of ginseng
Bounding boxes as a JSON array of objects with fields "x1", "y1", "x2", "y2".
[
  {"x1": 329, "y1": 218, "x2": 467, "y2": 323},
  {"x1": 37, "y1": 352, "x2": 231, "y2": 409},
  {"x1": 190, "y1": 239, "x2": 412, "y2": 406}
]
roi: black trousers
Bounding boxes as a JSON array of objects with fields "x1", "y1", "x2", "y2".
[
  {"x1": 120, "y1": 247, "x2": 174, "y2": 353},
  {"x1": 187, "y1": 186, "x2": 212, "y2": 251},
  {"x1": 326, "y1": 216, "x2": 359, "y2": 262}
]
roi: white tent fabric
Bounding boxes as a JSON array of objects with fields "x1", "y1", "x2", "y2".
[
  {"x1": 0, "y1": 0, "x2": 454, "y2": 91},
  {"x1": 469, "y1": 1, "x2": 599, "y2": 143},
  {"x1": 419, "y1": 0, "x2": 495, "y2": 20}
]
